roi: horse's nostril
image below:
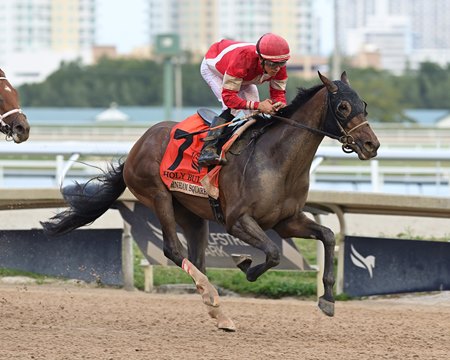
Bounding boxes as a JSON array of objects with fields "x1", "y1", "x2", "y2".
[
  {"x1": 364, "y1": 141, "x2": 375, "y2": 153},
  {"x1": 365, "y1": 140, "x2": 380, "y2": 153},
  {"x1": 14, "y1": 124, "x2": 30, "y2": 135},
  {"x1": 14, "y1": 125, "x2": 24, "y2": 134}
]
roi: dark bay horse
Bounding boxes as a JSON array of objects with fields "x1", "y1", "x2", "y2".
[
  {"x1": 0, "y1": 69, "x2": 30, "y2": 143},
  {"x1": 41, "y1": 72, "x2": 380, "y2": 331}
]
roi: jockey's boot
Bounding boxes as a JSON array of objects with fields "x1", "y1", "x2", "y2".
[{"x1": 198, "y1": 109, "x2": 234, "y2": 167}]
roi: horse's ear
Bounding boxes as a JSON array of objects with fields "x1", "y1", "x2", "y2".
[
  {"x1": 318, "y1": 71, "x2": 338, "y2": 94},
  {"x1": 341, "y1": 71, "x2": 349, "y2": 85}
]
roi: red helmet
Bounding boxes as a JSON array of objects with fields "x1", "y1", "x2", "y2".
[{"x1": 256, "y1": 33, "x2": 290, "y2": 62}]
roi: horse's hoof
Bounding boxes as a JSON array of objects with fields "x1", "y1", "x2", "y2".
[
  {"x1": 208, "y1": 306, "x2": 236, "y2": 332},
  {"x1": 218, "y1": 318, "x2": 236, "y2": 332},
  {"x1": 232, "y1": 254, "x2": 252, "y2": 273},
  {"x1": 318, "y1": 297, "x2": 335, "y2": 317}
]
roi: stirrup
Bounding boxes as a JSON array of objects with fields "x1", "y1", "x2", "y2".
[
  {"x1": 199, "y1": 157, "x2": 227, "y2": 167},
  {"x1": 198, "y1": 149, "x2": 227, "y2": 166}
]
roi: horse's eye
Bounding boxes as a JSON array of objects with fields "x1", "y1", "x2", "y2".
[{"x1": 338, "y1": 102, "x2": 349, "y2": 112}]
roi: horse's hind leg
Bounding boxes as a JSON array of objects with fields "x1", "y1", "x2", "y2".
[
  {"x1": 173, "y1": 204, "x2": 218, "y2": 306},
  {"x1": 173, "y1": 200, "x2": 208, "y2": 273},
  {"x1": 228, "y1": 214, "x2": 281, "y2": 282},
  {"x1": 140, "y1": 191, "x2": 234, "y2": 330},
  {"x1": 134, "y1": 190, "x2": 221, "y2": 310},
  {"x1": 274, "y1": 212, "x2": 336, "y2": 317},
  {"x1": 174, "y1": 204, "x2": 236, "y2": 331}
]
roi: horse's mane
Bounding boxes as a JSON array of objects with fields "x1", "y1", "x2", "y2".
[
  {"x1": 245, "y1": 83, "x2": 325, "y2": 131},
  {"x1": 276, "y1": 84, "x2": 324, "y2": 118}
]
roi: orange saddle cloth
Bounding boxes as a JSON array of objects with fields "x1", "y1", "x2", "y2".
[
  {"x1": 160, "y1": 112, "x2": 256, "y2": 199},
  {"x1": 160, "y1": 113, "x2": 219, "y2": 199}
]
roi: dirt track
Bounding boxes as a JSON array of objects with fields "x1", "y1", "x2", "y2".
[{"x1": 1, "y1": 283, "x2": 449, "y2": 360}]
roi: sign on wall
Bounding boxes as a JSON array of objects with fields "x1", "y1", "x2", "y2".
[
  {"x1": 344, "y1": 235, "x2": 450, "y2": 296},
  {"x1": 0, "y1": 229, "x2": 123, "y2": 285},
  {"x1": 116, "y1": 201, "x2": 312, "y2": 271}
]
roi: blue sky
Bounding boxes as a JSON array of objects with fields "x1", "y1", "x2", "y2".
[{"x1": 96, "y1": 0, "x2": 333, "y2": 55}]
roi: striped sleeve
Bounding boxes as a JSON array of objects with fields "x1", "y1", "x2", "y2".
[
  {"x1": 222, "y1": 73, "x2": 259, "y2": 110},
  {"x1": 270, "y1": 68, "x2": 288, "y2": 104}
]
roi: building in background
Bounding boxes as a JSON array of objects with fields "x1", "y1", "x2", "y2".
[
  {"x1": 146, "y1": 0, "x2": 325, "y2": 79},
  {"x1": 148, "y1": 0, "x2": 321, "y2": 56},
  {"x1": 0, "y1": 0, "x2": 95, "y2": 85},
  {"x1": 4, "y1": 0, "x2": 449, "y2": 85},
  {"x1": 337, "y1": 0, "x2": 450, "y2": 74}
]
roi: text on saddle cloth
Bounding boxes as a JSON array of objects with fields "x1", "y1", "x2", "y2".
[{"x1": 159, "y1": 113, "x2": 256, "y2": 199}]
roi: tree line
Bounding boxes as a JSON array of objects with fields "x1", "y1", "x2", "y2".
[{"x1": 18, "y1": 57, "x2": 450, "y2": 123}]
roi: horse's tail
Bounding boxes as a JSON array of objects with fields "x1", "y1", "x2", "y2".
[{"x1": 41, "y1": 161, "x2": 127, "y2": 236}]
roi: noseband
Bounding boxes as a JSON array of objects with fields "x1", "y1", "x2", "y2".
[{"x1": 0, "y1": 76, "x2": 24, "y2": 139}]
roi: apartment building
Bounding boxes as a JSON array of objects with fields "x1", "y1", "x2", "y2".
[
  {"x1": 337, "y1": 0, "x2": 450, "y2": 74},
  {"x1": 0, "y1": 0, "x2": 95, "y2": 85},
  {"x1": 147, "y1": 0, "x2": 323, "y2": 78}
]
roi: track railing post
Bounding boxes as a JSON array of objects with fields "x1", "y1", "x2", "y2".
[{"x1": 122, "y1": 220, "x2": 134, "y2": 291}]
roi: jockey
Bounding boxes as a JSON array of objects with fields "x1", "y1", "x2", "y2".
[{"x1": 198, "y1": 33, "x2": 290, "y2": 166}]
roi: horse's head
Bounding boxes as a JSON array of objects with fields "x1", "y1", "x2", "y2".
[
  {"x1": 319, "y1": 71, "x2": 379, "y2": 160},
  {"x1": 0, "y1": 69, "x2": 30, "y2": 143}
]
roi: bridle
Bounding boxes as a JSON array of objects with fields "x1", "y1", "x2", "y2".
[
  {"x1": 270, "y1": 87, "x2": 369, "y2": 153},
  {"x1": 325, "y1": 90, "x2": 369, "y2": 153},
  {"x1": 0, "y1": 76, "x2": 24, "y2": 139}
]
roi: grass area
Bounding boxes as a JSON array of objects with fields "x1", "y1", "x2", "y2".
[
  {"x1": 0, "y1": 268, "x2": 50, "y2": 284},
  {"x1": 142, "y1": 265, "x2": 318, "y2": 299},
  {"x1": 394, "y1": 227, "x2": 450, "y2": 241},
  {"x1": 133, "y1": 239, "x2": 320, "y2": 299}
]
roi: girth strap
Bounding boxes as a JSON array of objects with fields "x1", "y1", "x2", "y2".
[{"x1": 208, "y1": 196, "x2": 225, "y2": 225}]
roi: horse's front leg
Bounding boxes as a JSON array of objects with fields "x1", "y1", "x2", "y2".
[
  {"x1": 228, "y1": 214, "x2": 281, "y2": 281},
  {"x1": 274, "y1": 211, "x2": 336, "y2": 317}
]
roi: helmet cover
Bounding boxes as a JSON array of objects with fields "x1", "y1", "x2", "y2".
[{"x1": 256, "y1": 33, "x2": 290, "y2": 62}]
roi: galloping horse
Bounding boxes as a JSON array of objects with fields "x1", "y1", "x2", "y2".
[
  {"x1": 41, "y1": 72, "x2": 380, "y2": 331},
  {"x1": 0, "y1": 69, "x2": 30, "y2": 143}
]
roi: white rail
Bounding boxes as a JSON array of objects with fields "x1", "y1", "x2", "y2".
[
  {"x1": 0, "y1": 141, "x2": 449, "y2": 193},
  {"x1": 2, "y1": 140, "x2": 450, "y2": 159}
]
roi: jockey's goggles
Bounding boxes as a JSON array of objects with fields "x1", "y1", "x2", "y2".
[{"x1": 264, "y1": 60, "x2": 287, "y2": 69}]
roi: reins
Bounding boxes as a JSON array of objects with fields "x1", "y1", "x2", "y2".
[
  {"x1": 270, "y1": 113, "x2": 340, "y2": 140},
  {"x1": 177, "y1": 88, "x2": 369, "y2": 154}
]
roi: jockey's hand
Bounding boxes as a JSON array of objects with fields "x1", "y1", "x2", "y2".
[
  {"x1": 272, "y1": 101, "x2": 286, "y2": 111},
  {"x1": 257, "y1": 99, "x2": 276, "y2": 115}
]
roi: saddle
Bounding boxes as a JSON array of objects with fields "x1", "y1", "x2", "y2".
[{"x1": 197, "y1": 108, "x2": 218, "y2": 125}]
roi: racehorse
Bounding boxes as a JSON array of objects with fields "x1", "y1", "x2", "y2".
[
  {"x1": 41, "y1": 72, "x2": 380, "y2": 331},
  {"x1": 0, "y1": 69, "x2": 30, "y2": 143}
]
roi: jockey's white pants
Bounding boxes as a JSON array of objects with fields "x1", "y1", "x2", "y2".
[{"x1": 200, "y1": 58, "x2": 259, "y2": 116}]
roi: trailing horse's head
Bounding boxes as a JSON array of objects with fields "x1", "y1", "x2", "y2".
[
  {"x1": 0, "y1": 69, "x2": 30, "y2": 143},
  {"x1": 319, "y1": 71, "x2": 379, "y2": 160}
]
